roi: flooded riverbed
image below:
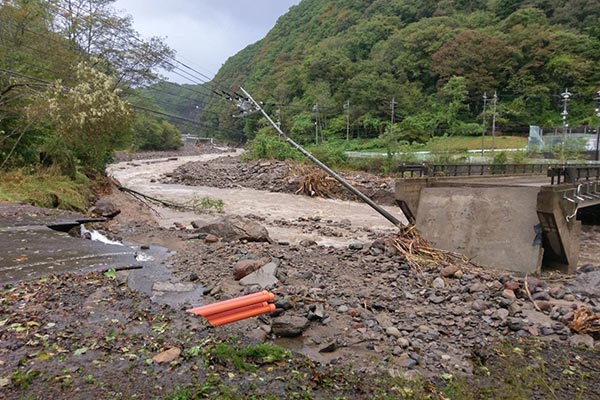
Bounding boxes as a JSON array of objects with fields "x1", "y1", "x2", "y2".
[
  {"x1": 107, "y1": 154, "x2": 599, "y2": 268},
  {"x1": 107, "y1": 153, "x2": 406, "y2": 247}
]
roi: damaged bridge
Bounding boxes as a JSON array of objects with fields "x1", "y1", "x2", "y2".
[{"x1": 395, "y1": 165, "x2": 600, "y2": 275}]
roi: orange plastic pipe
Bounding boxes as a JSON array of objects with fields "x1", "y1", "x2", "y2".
[
  {"x1": 186, "y1": 291, "x2": 274, "y2": 317},
  {"x1": 205, "y1": 302, "x2": 269, "y2": 322},
  {"x1": 208, "y1": 303, "x2": 276, "y2": 326}
]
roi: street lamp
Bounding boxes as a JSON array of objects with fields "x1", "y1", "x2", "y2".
[{"x1": 481, "y1": 92, "x2": 487, "y2": 156}]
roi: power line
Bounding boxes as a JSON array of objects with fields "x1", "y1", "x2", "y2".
[
  {"x1": 0, "y1": 67, "x2": 244, "y2": 138},
  {"x1": 0, "y1": 18, "x2": 231, "y2": 108},
  {"x1": 47, "y1": 1, "x2": 236, "y2": 98}
]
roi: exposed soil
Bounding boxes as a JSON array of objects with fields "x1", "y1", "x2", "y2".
[{"x1": 2, "y1": 145, "x2": 600, "y2": 399}]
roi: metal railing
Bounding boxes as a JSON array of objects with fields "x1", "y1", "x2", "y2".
[
  {"x1": 398, "y1": 163, "x2": 556, "y2": 178},
  {"x1": 548, "y1": 166, "x2": 600, "y2": 184}
]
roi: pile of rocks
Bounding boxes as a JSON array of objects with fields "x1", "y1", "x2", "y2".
[{"x1": 168, "y1": 220, "x2": 600, "y2": 377}]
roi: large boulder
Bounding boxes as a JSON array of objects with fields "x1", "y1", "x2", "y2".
[
  {"x1": 192, "y1": 215, "x2": 272, "y2": 243},
  {"x1": 89, "y1": 199, "x2": 120, "y2": 218}
]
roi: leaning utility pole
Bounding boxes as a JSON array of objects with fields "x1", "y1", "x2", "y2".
[
  {"x1": 481, "y1": 92, "x2": 488, "y2": 156},
  {"x1": 239, "y1": 87, "x2": 403, "y2": 228},
  {"x1": 491, "y1": 91, "x2": 498, "y2": 153},
  {"x1": 344, "y1": 100, "x2": 350, "y2": 141}
]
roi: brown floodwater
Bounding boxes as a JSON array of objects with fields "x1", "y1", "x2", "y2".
[{"x1": 107, "y1": 154, "x2": 599, "y2": 269}]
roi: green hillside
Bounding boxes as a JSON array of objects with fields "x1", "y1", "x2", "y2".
[{"x1": 197, "y1": 0, "x2": 600, "y2": 144}]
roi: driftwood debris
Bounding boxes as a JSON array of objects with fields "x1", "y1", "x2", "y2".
[
  {"x1": 569, "y1": 306, "x2": 600, "y2": 336},
  {"x1": 111, "y1": 178, "x2": 195, "y2": 215},
  {"x1": 391, "y1": 225, "x2": 478, "y2": 271}
]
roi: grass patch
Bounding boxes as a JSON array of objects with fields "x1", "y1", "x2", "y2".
[
  {"x1": 0, "y1": 168, "x2": 90, "y2": 211},
  {"x1": 187, "y1": 196, "x2": 225, "y2": 213},
  {"x1": 425, "y1": 135, "x2": 527, "y2": 151},
  {"x1": 207, "y1": 343, "x2": 288, "y2": 372}
]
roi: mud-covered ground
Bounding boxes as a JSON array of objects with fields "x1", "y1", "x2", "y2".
[{"x1": 2, "y1": 145, "x2": 600, "y2": 399}]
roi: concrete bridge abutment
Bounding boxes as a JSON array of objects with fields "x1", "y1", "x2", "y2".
[{"x1": 395, "y1": 178, "x2": 582, "y2": 275}]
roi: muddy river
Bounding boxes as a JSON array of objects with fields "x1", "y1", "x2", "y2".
[
  {"x1": 107, "y1": 152, "x2": 406, "y2": 247},
  {"x1": 107, "y1": 153, "x2": 598, "y2": 267}
]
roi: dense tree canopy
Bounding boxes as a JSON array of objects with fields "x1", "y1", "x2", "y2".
[{"x1": 191, "y1": 0, "x2": 600, "y2": 144}]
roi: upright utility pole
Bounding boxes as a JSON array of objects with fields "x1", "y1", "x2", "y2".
[
  {"x1": 594, "y1": 90, "x2": 600, "y2": 161},
  {"x1": 239, "y1": 87, "x2": 403, "y2": 228},
  {"x1": 491, "y1": 91, "x2": 498, "y2": 153},
  {"x1": 312, "y1": 104, "x2": 319, "y2": 144},
  {"x1": 275, "y1": 109, "x2": 281, "y2": 129},
  {"x1": 561, "y1": 88, "x2": 572, "y2": 140},
  {"x1": 481, "y1": 92, "x2": 488, "y2": 156},
  {"x1": 344, "y1": 100, "x2": 350, "y2": 141},
  {"x1": 390, "y1": 97, "x2": 397, "y2": 125}
]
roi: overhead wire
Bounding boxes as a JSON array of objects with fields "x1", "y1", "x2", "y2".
[
  {"x1": 0, "y1": 17, "x2": 235, "y2": 114},
  {"x1": 48, "y1": 1, "x2": 239, "y2": 100},
  {"x1": 0, "y1": 67, "x2": 245, "y2": 138}
]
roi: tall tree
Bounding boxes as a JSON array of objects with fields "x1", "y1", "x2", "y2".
[{"x1": 50, "y1": 0, "x2": 175, "y2": 87}]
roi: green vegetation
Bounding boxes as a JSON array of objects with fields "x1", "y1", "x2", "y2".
[
  {"x1": 207, "y1": 342, "x2": 289, "y2": 372},
  {"x1": 242, "y1": 130, "x2": 303, "y2": 161},
  {"x1": 191, "y1": 0, "x2": 600, "y2": 148},
  {"x1": 187, "y1": 196, "x2": 225, "y2": 214},
  {"x1": 0, "y1": 168, "x2": 90, "y2": 211},
  {"x1": 131, "y1": 114, "x2": 183, "y2": 151},
  {"x1": 0, "y1": 0, "x2": 179, "y2": 209},
  {"x1": 160, "y1": 339, "x2": 595, "y2": 400}
]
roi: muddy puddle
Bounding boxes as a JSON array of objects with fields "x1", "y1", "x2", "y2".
[{"x1": 80, "y1": 227, "x2": 205, "y2": 309}]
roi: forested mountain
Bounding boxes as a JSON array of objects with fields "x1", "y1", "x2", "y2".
[
  {"x1": 135, "y1": 82, "x2": 210, "y2": 136},
  {"x1": 196, "y1": 0, "x2": 600, "y2": 144}
]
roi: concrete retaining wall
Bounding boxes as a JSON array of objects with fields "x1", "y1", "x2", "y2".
[{"x1": 416, "y1": 186, "x2": 544, "y2": 275}]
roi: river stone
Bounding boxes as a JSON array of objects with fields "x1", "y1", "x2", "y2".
[
  {"x1": 432, "y1": 277, "x2": 446, "y2": 289},
  {"x1": 568, "y1": 334, "x2": 595, "y2": 349},
  {"x1": 502, "y1": 289, "x2": 517, "y2": 302},
  {"x1": 471, "y1": 300, "x2": 487, "y2": 312},
  {"x1": 89, "y1": 199, "x2": 120, "y2": 218},
  {"x1": 375, "y1": 312, "x2": 393, "y2": 329},
  {"x1": 192, "y1": 215, "x2": 272, "y2": 243},
  {"x1": 271, "y1": 315, "x2": 311, "y2": 337},
  {"x1": 233, "y1": 257, "x2": 270, "y2": 280},
  {"x1": 386, "y1": 327, "x2": 402, "y2": 338},
  {"x1": 239, "y1": 262, "x2": 279, "y2": 288},
  {"x1": 152, "y1": 347, "x2": 181, "y2": 364},
  {"x1": 440, "y1": 265, "x2": 460, "y2": 278},
  {"x1": 348, "y1": 242, "x2": 364, "y2": 250}
]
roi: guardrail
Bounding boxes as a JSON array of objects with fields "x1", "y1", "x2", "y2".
[
  {"x1": 547, "y1": 166, "x2": 600, "y2": 184},
  {"x1": 399, "y1": 163, "x2": 556, "y2": 178}
]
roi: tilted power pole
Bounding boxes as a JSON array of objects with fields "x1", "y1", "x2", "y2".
[{"x1": 239, "y1": 87, "x2": 404, "y2": 228}]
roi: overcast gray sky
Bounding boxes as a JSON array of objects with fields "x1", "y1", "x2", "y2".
[{"x1": 113, "y1": 0, "x2": 301, "y2": 83}]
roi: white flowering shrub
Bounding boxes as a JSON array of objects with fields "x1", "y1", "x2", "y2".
[{"x1": 30, "y1": 62, "x2": 132, "y2": 174}]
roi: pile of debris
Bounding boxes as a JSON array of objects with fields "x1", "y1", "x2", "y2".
[{"x1": 162, "y1": 156, "x2": 397, "y2": 205}]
